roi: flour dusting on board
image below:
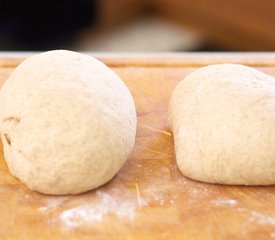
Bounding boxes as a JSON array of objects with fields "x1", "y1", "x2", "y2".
[
  {"x1": 211, "y1": 199, "x2": 237, "y2": 207},
  {"x1": 142, "y1": 183, "x2": 177, "y2": 206},
  {"x1": 39, "y1": 197, "x2": 68, "y2": 212},
  {"x1": 60, "y1": 204, "x2": 107, "y2": 227},
  {"x1": 249, "y1": 211, "x2": 275, "y2": 225},
  {"x1": 59, "y1": 190, "x2": 148, "y2": 228}
]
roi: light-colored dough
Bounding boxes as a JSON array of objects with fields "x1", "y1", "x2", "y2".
[
  {"x1": 169, "y1": 64, "x2": 275, "y2": 185},
  {"x1": 0, "y1": 50, "x2": 137, "y2": 195}
]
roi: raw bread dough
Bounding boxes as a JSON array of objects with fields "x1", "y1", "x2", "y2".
[
  {"x1": 0, "y1": 50, "x2": 137, "y2": 195},
  {"x1": 169, "y1": 64, "x2": 275, "y2": 185}
]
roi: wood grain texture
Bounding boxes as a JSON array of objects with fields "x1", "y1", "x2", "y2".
[{"x1": 0, "y1": 53, "x2": 275, "y2": 239}]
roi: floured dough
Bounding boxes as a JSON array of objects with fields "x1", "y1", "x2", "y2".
[
  {"x1": 0, "y1": 50, "x2": 137, "y2": 195},
  {"x1": 169, "y1": 64, "x2": 275, "y2": 185}
]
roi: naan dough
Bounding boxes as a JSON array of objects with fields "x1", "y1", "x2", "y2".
[
  {"x1": 0, "y1": 50, "x2": 137, "y2": 194},
  {"x1": 169, "y1": 64, "x2": 275, "y2": 185}
]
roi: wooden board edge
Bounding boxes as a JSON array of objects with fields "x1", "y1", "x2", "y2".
[{"x1": 1, "y1": 52, "x2": 275, "y2": 68}]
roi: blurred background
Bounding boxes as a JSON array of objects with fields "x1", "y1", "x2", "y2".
[{"x1": 1, "y1": 0, "x2": 275, "y2": 52}]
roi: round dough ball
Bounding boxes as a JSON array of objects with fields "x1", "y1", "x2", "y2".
[
  {"x1": 0, "y1": 50, "x2": 136, "y2": 195},
  {"x1": 169, "y1": 64, "x2": 275, "y2": 185}
]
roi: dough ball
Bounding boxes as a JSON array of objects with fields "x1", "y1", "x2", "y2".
[
  {"x1": 169, "y1": 64, "x2": 275, "y2": 185},
  {"x1": 0, "y1": 50, "x2": 136, "y2": 195}
]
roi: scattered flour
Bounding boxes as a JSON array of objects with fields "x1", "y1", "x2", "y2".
[
  {"x1": 211, "y1": 199, "x2": 237, "y2": 207},
  {"x1": 58, "y1": 190, "x2": 148, "y2": 228}
]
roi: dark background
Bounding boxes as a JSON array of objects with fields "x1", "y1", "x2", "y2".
[{"x1": 0, "y1": 0, "x2": 274, "y2": 51}]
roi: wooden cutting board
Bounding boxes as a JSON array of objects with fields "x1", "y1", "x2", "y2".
[{"x1": 0, "y1": 53, "x2": 275, "y2": 240}]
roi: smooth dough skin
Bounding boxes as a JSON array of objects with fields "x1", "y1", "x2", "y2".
[
  {"x1": 0, "y1": 50, "x2": 137, "y2": 195},
  {"x1": 169, "y1": 64, "x2": 275, "y2": 185}
]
